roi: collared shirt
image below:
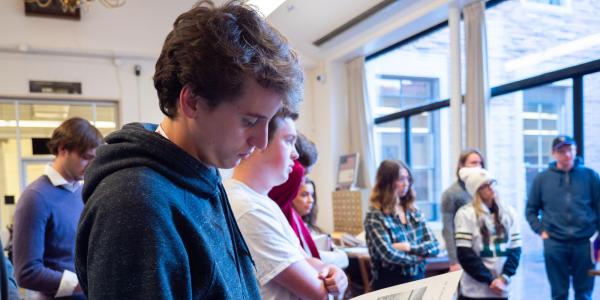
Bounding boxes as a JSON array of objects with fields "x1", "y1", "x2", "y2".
[
  {"x1": 44, "y1": 164, "x2": 80, "y2": 192},
  {"x1": 35, "y1": 164, "x2": 82, "y2": 297},
  {"x1": 155, "y1": 123, "x2": 170, "y2": 140},
  {"x1": 364, "y1": 207, "x2": 440, "y2": 278}
]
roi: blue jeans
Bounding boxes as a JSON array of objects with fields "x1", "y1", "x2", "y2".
[{"x1": 544, "y1": 238, "x2": 595, "y2": 300}]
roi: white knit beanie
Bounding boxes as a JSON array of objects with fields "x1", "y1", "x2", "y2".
[{"x1": 458, "y1": 167, "x2": 495, "y2": 196}]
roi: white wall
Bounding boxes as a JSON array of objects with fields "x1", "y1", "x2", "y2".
[
  {"x1": 0, "y1": 52, "x2": 162, "y2": 125},
  {"x1": 0, "y1": 0, "x2": 197, "y2": 58}
]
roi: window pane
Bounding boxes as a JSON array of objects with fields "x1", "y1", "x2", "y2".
[
  {"x1": 487, "y1": 0, "x2": 600, "y2": 86},
  {"x1": 374, "y1": 119, "x2": 405, "y2": 165},
  {"x1": 410, "y1": 111, "x2": 441, "y2": 221},
  {"x1": 365, "y1": 26, "x2": 450, "y2": 116},
  {"x1": 95, "y1": 105, "x2": 118, "y2": 137},
  {"x1": 488, "y1": 81, "x2": 573, "y2": 300},
  {"x1": 18, "y1": 103, "x2": 94, "y2": 157},
  {"x1": 584, "y1": 72, "x2": 600, "y2": 172},
  {"x1": 410, "y1": 108, "x2": 452, "y2": 222}
]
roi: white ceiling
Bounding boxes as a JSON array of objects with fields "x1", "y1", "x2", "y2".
[
  {"x1": 267, "y1": 0, "x2": 387, "y2": 67},
  {"x1": 0, "y1": 0, "x2": 411, "y2": 67}
]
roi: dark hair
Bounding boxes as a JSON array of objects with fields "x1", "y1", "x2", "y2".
[
  {"x1": 370, "y1": 160, "x2": 416, "y2": 215},
  {"x1": 47, "y1": 117, "x2": 103, "y2": 156},
  {"x1": 301, "y1": 178, "x2": 323, "y2": 234},
  {"x1": 154, "y1": 0, "x2": 303, "y2": 118},
  {"x1": 295, "y1": 133, "x2": 318, "y2": 169},
  {"x1": 267, "y1": 107, "x2": 298, "y2": 142},
  {"x1": 456, "y1": 148, "x2": 486, "y2": 181}
]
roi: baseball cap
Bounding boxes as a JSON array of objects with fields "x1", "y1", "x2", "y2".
[{"x1": 552, "y1": 135, "x2": 576, "y2": 151}]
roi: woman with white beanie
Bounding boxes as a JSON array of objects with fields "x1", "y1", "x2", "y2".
[{"x1": 454, "y1": 168, "x2": 522, "y2": 300}]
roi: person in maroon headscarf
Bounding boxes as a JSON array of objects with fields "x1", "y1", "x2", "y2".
[{"x1": 269, "y1": 160, "x2": 321, "y2": 259}]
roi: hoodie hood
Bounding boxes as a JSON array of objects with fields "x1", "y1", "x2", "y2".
[{"x1": 82, "y1": 123, "x2": 220, "y2": 203}]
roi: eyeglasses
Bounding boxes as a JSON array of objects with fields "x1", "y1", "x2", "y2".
[{"x1": 397, "y1": 176, "x2": 411, "y2": 183}]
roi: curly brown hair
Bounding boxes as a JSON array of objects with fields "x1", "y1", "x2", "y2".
[
  {"x1": 154, "y1": 0, "x2": 304, "y2": 118},
  {"x1": 47, "y1": 117, "x2": 103, "y2": 156},
  {"x1": 370, "y1": 160, "x2": 416, "y2": 215},
  {"x1": 295, "y1": 133, "x2": 318, "y2": 169}
]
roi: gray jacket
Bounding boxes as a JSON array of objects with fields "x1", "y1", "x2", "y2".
[{"x1": 441, "y1": 181, "x2": 472, "y2": 264}]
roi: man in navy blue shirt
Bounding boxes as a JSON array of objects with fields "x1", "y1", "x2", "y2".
[
  {"x1": 526, "y1": 135, "x2": 600, "y2": 300},
  {"x1": 13, "y1": 117, "x2": 102, "y2": 299}
]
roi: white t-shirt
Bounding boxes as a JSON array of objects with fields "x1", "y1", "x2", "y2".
[{"x1": 224, "y1": 179, "x2": 308, "y2": 300}]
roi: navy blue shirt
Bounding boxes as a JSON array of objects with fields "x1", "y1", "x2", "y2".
[{"x1": 13, "y1": 175, "x2": 84, "y2": 297}]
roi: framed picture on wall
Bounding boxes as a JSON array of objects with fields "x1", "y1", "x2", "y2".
[{"x1": 336, "y1": 153, "x2": 359, "y2": 190}]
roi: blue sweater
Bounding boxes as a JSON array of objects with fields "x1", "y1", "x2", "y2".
[
  {"x1": 13, "y1": 175, "x2": 84, "y2": 298},
  {"x1": 526, "y1": 158, "x2": 600, "y2": 241},
  {"x1": 76, "y1": 123, "x2": 260, "y2": 299}
]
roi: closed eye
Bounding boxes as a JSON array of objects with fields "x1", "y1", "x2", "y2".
[{"x1": 241, "y1": 117, "x2": 259, "y2": 127}]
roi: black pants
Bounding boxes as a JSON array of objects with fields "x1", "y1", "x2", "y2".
[{"x1": 371, "y1": 267, "x2": 424, "y2": 291}]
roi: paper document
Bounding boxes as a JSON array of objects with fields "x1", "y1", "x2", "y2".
[{"x1": 351, "y1": 270, "x2": 463, "y2": 300}]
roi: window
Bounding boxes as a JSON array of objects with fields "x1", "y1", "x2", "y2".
[{"x1": 365, "y1": 22, "x2": 457, "y2": 222}]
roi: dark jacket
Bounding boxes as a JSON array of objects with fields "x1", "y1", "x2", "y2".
[
  {"x1": 75, "y1": 123, "x2": 260, "y2": 299},
  {"x1": 0, "y1": 239, "x2": 20, "y2": 300},
  {"x1": 526, "y1": 158, "x2": 600, "y2": 241}
]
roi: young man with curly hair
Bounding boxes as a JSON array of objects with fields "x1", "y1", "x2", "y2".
[{"x1": 75, "y1": 1, "x2": 304, "y2": 299}]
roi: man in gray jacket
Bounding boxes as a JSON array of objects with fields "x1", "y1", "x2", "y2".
[{"x1": 526, "y1": 135, "x2": 600, "y2": 300}]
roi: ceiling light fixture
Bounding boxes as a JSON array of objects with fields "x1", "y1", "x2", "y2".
[{"x1": 25, "y1": 0, "x2": 126, "y2": 13}]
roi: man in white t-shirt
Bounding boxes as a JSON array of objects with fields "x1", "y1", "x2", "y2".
[{"x1": 225, "y1": 109, "x2": 348, "y2": 300}]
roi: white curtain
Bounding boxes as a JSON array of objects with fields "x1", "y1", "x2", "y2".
[
  {"x1": 464, "y1": 0, "x2": 490, "y2": 158},
  {"x1": 346, "y1": 57, "x2": 376, "y2": 189}
]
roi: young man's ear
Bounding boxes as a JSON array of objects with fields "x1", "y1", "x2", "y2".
[
  {"x1": 179, "y1": 84, "x2": 208, "y2": 118},
  {"x1": 56, "y1": 145, "x2": 69, "y2": 157}
]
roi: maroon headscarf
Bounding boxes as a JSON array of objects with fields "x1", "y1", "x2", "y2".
[{"x1": 268, "y1": 160, "x2": 321, "y2": 259}]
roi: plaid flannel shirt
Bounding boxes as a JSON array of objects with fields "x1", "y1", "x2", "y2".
[{"x1": 364, "y1": 207, "x2": 440, "y2": 278}]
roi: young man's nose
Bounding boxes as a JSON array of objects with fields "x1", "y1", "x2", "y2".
[{"x1": 249, "y1": 127, "x2": 269, "y2": 149}]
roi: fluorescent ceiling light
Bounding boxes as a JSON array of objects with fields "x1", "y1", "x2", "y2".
[{"x1": 247, "y1": 0, "x2": 286, "y2": 16}]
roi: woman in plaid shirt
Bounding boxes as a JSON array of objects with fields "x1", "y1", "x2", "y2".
[{"x1": 364, "y1": 160, "x2": 440, "y2": 290}]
